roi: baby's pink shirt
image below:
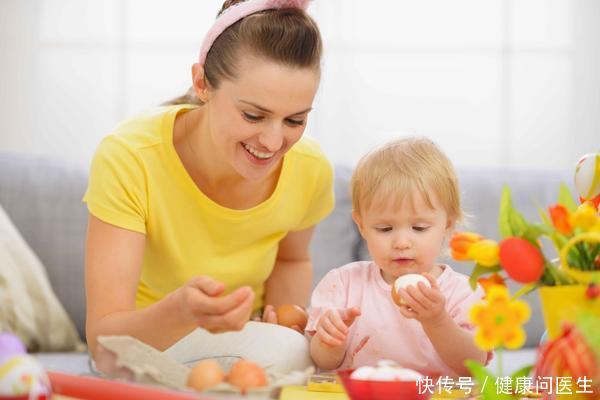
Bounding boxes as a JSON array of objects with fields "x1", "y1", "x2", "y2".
[{"x1": 306, "y1": 261, "x2": 489, "y2": 377}]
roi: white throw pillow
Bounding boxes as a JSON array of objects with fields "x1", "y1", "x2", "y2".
[{"x1": 0, "y1": 204, "x2": 84, "y2": 352}]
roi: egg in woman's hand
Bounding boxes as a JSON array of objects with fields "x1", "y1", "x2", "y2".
[
  {"x1": 391, "y1": 274, "x2": 431, "y2": 307},
  {"x1": 275, "y1": 304, "x2": 308, "y2": 331},
  {"x1": 186, "y1": 359, "x2": 225, "y2": 391}
]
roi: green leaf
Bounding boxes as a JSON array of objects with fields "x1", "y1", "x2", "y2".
[
  {"x1": 469, "y1": 264, "x2": 502, "y2": 290},
  {"x1": 537, "y1": 206, "x2": 552, "y2": 226},
  {"x1": 509, "y1": 364, "x2": 534, "y2": 381},
  {"x1": 465, "y1": 360, "x2": 514, "y2": 400},
  {"x1": 557, "y1": 182, "x2": 577, "y2": 211},
  {"x1": 498, "y1": 186, "x2": 529, "y2": 238},
  {"x1": 512, "y1": 284, "x2": 537, "y2": 299},
  {"x1": 522, "y1": 224, "x2": 547, "y2": 243}
]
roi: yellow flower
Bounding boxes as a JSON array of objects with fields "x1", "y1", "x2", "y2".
[
  {"x1": 466, "y1": 239, "x2": 500, "y2": 267},
  {"x1": 469, "y1": 285, "x2": 531, "y2": 351},
  {"x1": 569, "y1": 202, "x2": 599, "y2": 232}
]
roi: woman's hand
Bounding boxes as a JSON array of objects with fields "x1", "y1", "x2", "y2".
[
  {"x1": 397, "y1": 272, "x2": 447, "y2": 326},
  {"x1": 255, "y1": 304, "x2": 278, "y2": 324},
  {"x1": 253, "y1": 304, "x2": 305, "y2": 333},
  {"x1": 177, "y1": 276, "x2": 255, "y2": 334},
  {"x1": 314, "y1": 307, "x2": 361, "y2": 347}
]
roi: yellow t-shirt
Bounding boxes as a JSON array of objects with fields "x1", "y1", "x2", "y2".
[{"x1": 83, "y1": 104, "x2": 334, "y2": 312}]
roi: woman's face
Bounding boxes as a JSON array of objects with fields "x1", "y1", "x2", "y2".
[{"x1": 202, "y1": 56, "x2": 320, "y2": 181}]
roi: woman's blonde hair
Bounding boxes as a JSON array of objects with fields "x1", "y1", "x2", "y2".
[{"x1": 350, "y1": 137, "x2": 463, "y2": 222}]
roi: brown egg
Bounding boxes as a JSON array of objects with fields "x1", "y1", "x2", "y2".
[
  {"x1": 275, "y1": 304, "x2": 308, "y2": 331},
  {"x1": 186, "y1": 359, "x2": 225, "y2": 391},
  {"x1": 226, "y1": 359, "x2": 268, "y2": 393}
]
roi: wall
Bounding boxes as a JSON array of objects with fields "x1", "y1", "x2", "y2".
[{"x1": 0, "y1": 0, "x2": 598, "y2": 171}]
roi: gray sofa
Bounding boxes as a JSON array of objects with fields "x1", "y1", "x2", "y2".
[{"x1": 0, "y1": 151, "x2": 571, "y2": 375}]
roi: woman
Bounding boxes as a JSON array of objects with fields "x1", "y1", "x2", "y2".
[{"x1": 84, "y1": 0, "x2": 332, "y2": 372}]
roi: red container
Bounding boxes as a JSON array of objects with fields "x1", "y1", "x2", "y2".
[{"x1": 337, "y1": 369, "x2": 432, "y2": 400}]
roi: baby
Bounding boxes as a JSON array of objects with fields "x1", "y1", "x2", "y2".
[{"x1": 307, "y1": 137, "x2": 490, "y2": 377}]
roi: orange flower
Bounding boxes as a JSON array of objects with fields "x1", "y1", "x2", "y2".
[
  {"x1": 450, "y1": 232, "x2": 484, "y2": 260},
  {"x1": 498, "y1": 237, "x2": 545, "y2": 284},
  {"x1": 478, "y1": 273, "x2": 506, "y2": 295},
  {"x1": 549, "y1": 204, "x2": 573, "y2": 236}
]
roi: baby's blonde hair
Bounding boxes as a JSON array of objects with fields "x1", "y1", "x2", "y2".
[{"x1": 350, "y1": 136, "x2": 463, "y2": 222}]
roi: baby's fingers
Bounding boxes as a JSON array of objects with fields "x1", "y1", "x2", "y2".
[
  {"x1": 316, "y1": 328, "x2": 344, "y2": 347},
  {"x1": 398, "y1": 304, "x2": 417, "y2": 319},
  {"x1": 323, "y1": 317, "x2": 347, "y2": 341}
]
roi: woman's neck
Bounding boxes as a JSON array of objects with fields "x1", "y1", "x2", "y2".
[{"x1": 173, "y1": 108, "x2": 280, "y2": 209}]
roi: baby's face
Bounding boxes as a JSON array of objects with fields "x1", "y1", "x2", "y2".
[{"x1": 353, "y1": 190, "x2": 452, "y2": 284}]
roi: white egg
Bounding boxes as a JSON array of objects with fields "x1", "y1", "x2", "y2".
[
  {"x1": 393, "y1": 274, "x2": 431, "y2": 305},
  {"x1": 368, "y1": 366, "x2": 404, "y2": 381},
  {"x1": 350, "y1": 366, "x2": 376, "y2": 380},
  {"x1": 394, "y1": 367, "x2": 424, "y2": 381}
]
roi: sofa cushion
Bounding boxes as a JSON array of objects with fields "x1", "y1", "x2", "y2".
[
  {"x1": 0, "y1": 153, "x2": 88, "y2": 338},
  {"x1": 0, "y1": 203, "x2": 84, "y2": 352},
  {"x1": 310, "y1": 165, "x2": 361, "y2": 289}
]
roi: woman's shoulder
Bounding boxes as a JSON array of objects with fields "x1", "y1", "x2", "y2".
[
  {"x1": 289, "y1": 136, "x2": 329, "y2": 163},
  {"x1": 103, "y1": 105, "x2": 195, "y2": 152},
  {"x1": 285, "y1": 136, "x2": 332, "y2": 187}
]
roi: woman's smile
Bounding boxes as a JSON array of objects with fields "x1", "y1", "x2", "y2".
[{"x1": 241, "y1": 142, "x2": 278, "y2": 166}]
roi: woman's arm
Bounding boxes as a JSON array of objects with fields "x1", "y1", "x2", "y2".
[
  {"x1": 263, "y1": 226, "x2": 316, "y2": 308},
  {"x1": 85, "y1": 215, "x2": 255, "y2": 358}
]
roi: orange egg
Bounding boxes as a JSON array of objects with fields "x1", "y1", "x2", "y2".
[
  {"x1": 275, "y1": 304, "x2": 308, "y2": 331},
  {"x1": 226, "y1": 359, "x2": 268, "y2": 394},
  {"x1": 186, "y1": 359, "x2": 225, "y2": 391}
]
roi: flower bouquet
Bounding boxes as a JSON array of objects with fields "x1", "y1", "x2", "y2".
[
  {"x1": 450, "y1": 153, "x2": 600, "y2": 338},
  {"x1": 451, "y1": 152, "x2": 600, "y2": 399}
]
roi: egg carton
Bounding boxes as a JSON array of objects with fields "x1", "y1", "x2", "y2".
[{"x1": 96, "y1": 335, "x2": 314, "y2": 399}]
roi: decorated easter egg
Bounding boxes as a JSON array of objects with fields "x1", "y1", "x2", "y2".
[
  {"x1": 0, "y1": 333, "x2": 26, "y2": 362},
  {"x1": 574, "y1": 153, "x2": 600, "y2": 202},
  {"x1": 0, "y1": 354, "x2": 51, "y2": 399}
]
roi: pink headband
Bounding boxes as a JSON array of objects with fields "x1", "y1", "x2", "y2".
[{"x1": 198, "y1": 0, "x2": 312, "y2": 66}]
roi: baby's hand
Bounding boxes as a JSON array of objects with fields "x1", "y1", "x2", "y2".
[
  {"x1": 315, "y1": 307, "x2": 361, "y2": 347},
  {"x1": 397, "y1": 273, "x2": 447, "y2": 325}
]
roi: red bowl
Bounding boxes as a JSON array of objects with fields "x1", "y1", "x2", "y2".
[{"x1": 337, "y1": 369, "x2": 432, "y2": 400}]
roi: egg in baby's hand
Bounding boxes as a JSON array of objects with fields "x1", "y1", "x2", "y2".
[
  {"x1": 186, "y1": 359, "x2": 225, "y2": 391},
  {"x1": 391, "y1": 274, "x2": 431, "y2": 307}
]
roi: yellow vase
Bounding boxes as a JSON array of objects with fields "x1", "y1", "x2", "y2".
[{"x1": 538, "y1": 285, "x2": 600, "y2": 340}]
